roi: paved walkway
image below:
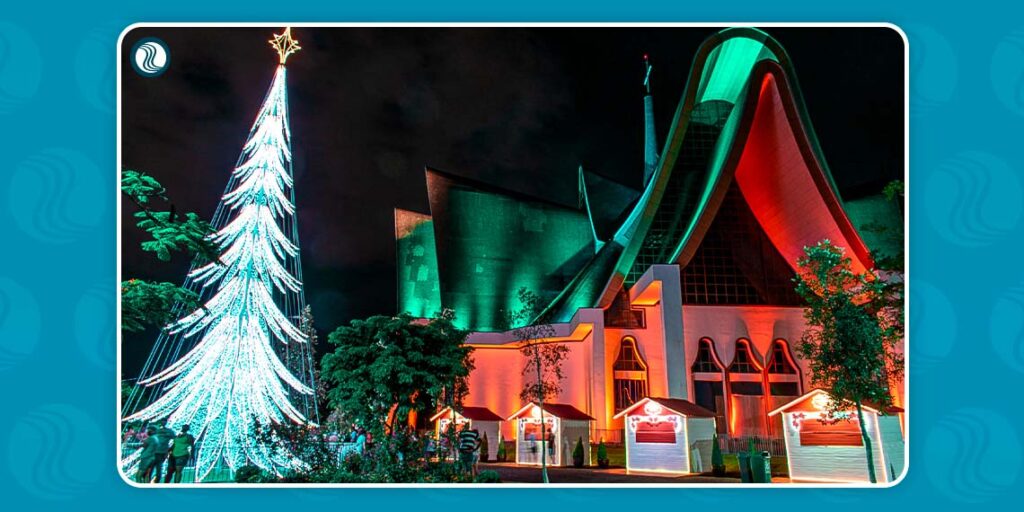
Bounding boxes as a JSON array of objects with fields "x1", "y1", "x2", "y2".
[{"x1": 483, "y1": 462, "x2": 743, "y2": 484}]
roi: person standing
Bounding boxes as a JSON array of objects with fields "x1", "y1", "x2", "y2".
[
  {"x1": 355, "y1": 427, "x2": 367, "y2": 455},
  {"x1": 547, "y1": 430, "x2": 556, "y2": 462},
  {"x1": 135, "y1": 426, "x2": 158, "y2": 483},
  {"x1": 457, "y1": 425, "x2": 480, "y2": 476},
  {"x1": 164, "y1": 424, "x2": 195, "y2": 483},
  {"x1": 149, "y1": 422, "x2": 174, "y2": 483}
]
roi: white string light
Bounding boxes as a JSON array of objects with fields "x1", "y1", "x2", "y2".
[{"x1": 124, "y1": 64, "x2": 313, "y2": 481}]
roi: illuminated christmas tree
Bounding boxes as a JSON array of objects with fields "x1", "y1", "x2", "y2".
[{"x1": 123, "y1": 28, "x2": 316, "y2": 481}]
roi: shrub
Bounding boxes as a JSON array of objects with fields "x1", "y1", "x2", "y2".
[
  {"x1": 596, "y1": 439, "x2": 609, "y2": 468},
  {"x1": 572, "y1": 437, "x2": 585, "y2": 467},
  {"x1": 234, "y1": 464, "x2": 263, "y2": 483},
  {"x1": 496, "y1": 433, "x2": 507, "y2": 462},
  {"x1": 480, "y1": 432, "x2": 489, "y2": 462},
  {"x1": 474, "y1": 469, "x2": 501, "y2": 483},
  {"x1": 711, "y1": 432, "x2": 725, "y2": 477}
]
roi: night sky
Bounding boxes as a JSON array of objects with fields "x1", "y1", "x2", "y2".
[{"x1": 120, "y1": 26, "x2": 904, "y2": 376}]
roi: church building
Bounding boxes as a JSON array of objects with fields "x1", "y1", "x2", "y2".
[{"x1": 394, "y1": 27, "x2": 904, "y2": 443}]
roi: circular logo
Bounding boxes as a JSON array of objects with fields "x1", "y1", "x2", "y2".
[
  {"x1": 643, "y1": 400, "x2": 663, "y2": 416},
  {"x1": 129, "y1": 37, "x2": 169, "y2": 77}
]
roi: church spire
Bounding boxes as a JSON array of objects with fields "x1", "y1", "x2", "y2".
[{"x1": 643, "y1": 54, "x2": 658, "y2": 187}]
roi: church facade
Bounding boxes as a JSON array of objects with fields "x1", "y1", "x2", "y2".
[{"x1": 394, "y1": 27, "x2": 904, "y2": 442}]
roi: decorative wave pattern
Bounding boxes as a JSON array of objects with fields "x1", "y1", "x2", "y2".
[
  {"x1": 991, "y1": 28, "x2": 1024, "y2": 117},
  {"x1": 75, "y1": 28, "x2": 115, "y2": 113},
  {"x1": 7, "y1": 404, "x2": 102, "y2": 500},
  {"x1": 0, "y1": 277, "x2": 40, "y2": 372},
  {"x1": 925, "y1": 408, "x2": 1022, "y2": 502},
  {"x1": 990, "y1": 285, "x2": 1024, "y2": 373},
  {"x1": 0, "y1": 21, "x2": 42, "y2": 114},
  {"x1": 909, "y1": 279, "x2": 955, "y2": 373},
  {"x1": 924, "y1": 151, "x2": 1022, "y2": 247},
  {"x1": 74, "y1": 284, "x2": 114, "y2": 371},
  {"x1": 8, "y1": 148, "x2": 104, "y2": 244},
  {"x1": 905, "y1": 23, "x2": 957, "y2": 118}
]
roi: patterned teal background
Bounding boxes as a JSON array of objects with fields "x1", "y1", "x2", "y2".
[{"x1": 0, "y1": 0, "x2": 1021, "y2": 506}]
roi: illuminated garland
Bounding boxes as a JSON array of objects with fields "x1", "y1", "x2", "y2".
[{"x1": 125, "y1": 57, "x2": 313, "y2": 481}]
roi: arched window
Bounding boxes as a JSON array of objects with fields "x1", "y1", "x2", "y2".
[
  {"x1": 691, "y1": 338, "x2": 725, "y2": 373},
  {"x1": 613, "y1": 337, "x2": 648, "y2": 412},
  {"x1": 728, "y1": 339, "x2": 763, "y2": 374},
  {"x1": 691, "y1": 338, "x2": 727, "y2": 433},
  {"x1": 765, "y1": 339, "x2": 801, "y2": 399},
  {"x1": 766, "y1": 339, "x2": 797, "y2": 374}
]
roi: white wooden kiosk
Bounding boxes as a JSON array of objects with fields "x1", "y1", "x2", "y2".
[
  {"x1": 430, "y1": 406, "x2": 504, "y2": 461},
  {"x1": 769, "y1": 389, "x2": 905, "y2": 483},
  {"x1": 508, "y1": 402, "x2": 594, "y2": 467},
  {"x1": 613, "y1": 397, "x2": 717, "y2": 475}
]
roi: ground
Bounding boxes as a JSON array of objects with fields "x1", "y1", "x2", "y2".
[
  {"x1": 479, "y1": 444, "x2": 789, "y2": 483},
  {"x1": 484, "y1": 462, "x2": 741, "y2": 484}
]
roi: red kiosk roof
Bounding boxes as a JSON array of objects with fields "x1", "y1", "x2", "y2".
[
  {"x1": 613, "y1": 397, "x2": 716, "y2": 419},
  {"x1": 507, "y1": 402, "x2": 595, "y2": 421},
  {"x1": 429, "y1": 406, "x2": 504, "y2": 422}
]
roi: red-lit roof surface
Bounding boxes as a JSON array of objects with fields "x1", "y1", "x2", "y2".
[
  {"x1": 508, "y1": 402, "x2": 595, "y2": 421},
  {"x1": 429, "y1": 406, "x2": 504, "y2": 422},
  {"x1": 768, "y1": 389, "x2": 905, "y2": 416},
  {"x1": 613, "y1": 397, "x2": 716, "y2": 419}
]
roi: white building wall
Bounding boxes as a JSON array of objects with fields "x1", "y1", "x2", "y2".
[
  {"x1": 562, "y1": 420, "x2": 592, "y2": 466},
  {"x1": 682, "y1": 305, "x2": 809, "y2": 379},
  {"x1": 686, "y1": 417, "x2": 717, "y2": 473},
  {"x1": 878, "y1": 415, "x2": 906, "y2": 482},
  {"x1": 473, "y1": 420, "x2": 501, "y2": 461}
]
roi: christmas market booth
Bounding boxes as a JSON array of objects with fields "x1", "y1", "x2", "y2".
[
  {"x1": 430, "y1": 406, "x2": 504, "y2": 461},
  {"x1": 508, "y1": 403, "x2": 594, "y2": 467},
  {"x1": 769, "y1": 389, "x2": 905, "y2": 483},
  {"x1": 613, "y1": 397, "x2": 717, "y2": 475}
]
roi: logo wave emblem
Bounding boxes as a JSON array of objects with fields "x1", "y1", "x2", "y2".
[{"x1": 129, "y1": 37, "x2": 169, "y2": 77}]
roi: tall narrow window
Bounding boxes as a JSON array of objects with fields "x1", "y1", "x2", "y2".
[
  {"x1": 728, "y1": 339, "x2": 762, "y2": 374},
  {"x1": 613, "y1": 337, "x2": 648, "y2": 412},
  {"x1": 767, "y1": 340, "x2": 797, "y2": 374},
  {"x1": 691, "y1": 338, "x2": 727, "y2": 433},
  {"x1": 691, "y1": 338, "x2": 724, "y2": 373}
]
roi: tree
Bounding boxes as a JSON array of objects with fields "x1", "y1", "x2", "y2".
[
  {"x1": 793, "y1": 240, "x2": 904, "y2": 483},
  {"x1": 293, "y1": 305, "x2": 328, "y2": 411},
  {"x1": 120, "y1": 169, "x2": 215, "y2": 333},
  {"x1": 124, "y1": 39, "x2": 315, "y2": 481},
  {"x1": 506, "y1": 287, "x2": 569, "y2": 484},
  {"x1": 321, "y1": 310, "x2": 473, "y2": 460}
]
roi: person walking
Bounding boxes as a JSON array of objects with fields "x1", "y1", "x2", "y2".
[
  {"x1": 164, "y1": 424, "x2": 195, "y2": 483},
  {"x1": 457, "y1": 425, "x2": 480, "y2": 476},
  {"x1": 135, "y1": 426, "x2": 158, "y2": 483}
]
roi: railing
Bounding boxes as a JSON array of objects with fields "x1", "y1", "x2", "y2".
[
  {"x1": 717, "y1": 436, "x2": 787, "y2": 457},
  {"x1": 592, "y1": 429, "x2": 623, "y2": 445}
]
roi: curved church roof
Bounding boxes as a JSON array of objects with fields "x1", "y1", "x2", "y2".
[{"x1": 396, "y1": 27, "x2": 877, "y2": 331}]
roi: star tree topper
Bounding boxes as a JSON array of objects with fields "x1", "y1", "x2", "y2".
[{"x1": 270, "y1": 27, "x2": 301, "y2": 64}]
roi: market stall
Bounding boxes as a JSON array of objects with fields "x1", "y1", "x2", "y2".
[
  {"x1": 507, "y1": 402, "x2": 594, "y2": 466},
  {"x1": 613, "y1": 397, "x2": 717, "y2": 474},
  {"x1": 769, "y1": 389, "x2": 905, "y2": 483},
  {"x1": 430, "y1": 406, "x2": 504, "y2": 461}
]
